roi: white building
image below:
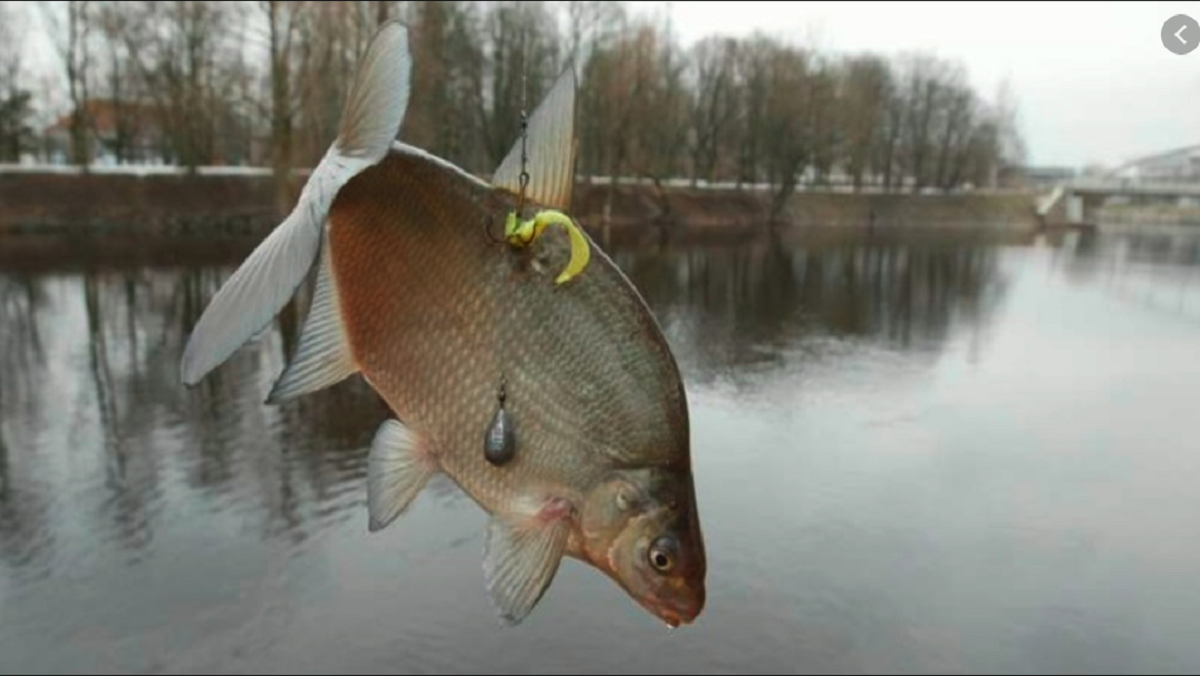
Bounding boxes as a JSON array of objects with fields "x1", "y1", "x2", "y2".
[{"x1": 1111, "y1": 144, "x2": 1200, "y2": 183}]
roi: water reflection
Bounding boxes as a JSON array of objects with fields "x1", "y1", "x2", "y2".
[
  {"x1": 0, "y1": 275, "x2": 53, "y2": 573},
  {"x1": 2, "y1": 227, "x2": 1200, "y2": 673},
  {"x1": 1050, "y1": 230, "x2": 1200, "y2": 323},
  {"x1": 0, "y1": 232, "x2": 1021, "y2": 582},
  {"x1": 613, "y1": 236, "x2": 1010, "y2": 390},
  {"x1": 0, "y1": 266, "x2": 390, "y2": 578}
]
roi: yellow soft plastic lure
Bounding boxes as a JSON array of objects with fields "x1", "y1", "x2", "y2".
[{"x1": 504, "y1": 209, "x2": 592, "y2": 285}]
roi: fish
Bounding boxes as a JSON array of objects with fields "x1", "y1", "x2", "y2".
[{"x1": 179, "y1": 21, "x2": 706, "y2": 628}]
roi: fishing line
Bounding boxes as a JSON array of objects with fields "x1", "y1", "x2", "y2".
[
  {"x1": 518, "y1": 43, "x2": 531, "y2": 213},
  {"x1": 483, "y1": 46, "x2": 531, "y2": 244},
  {"x1": 485, "y1": 44, "x2": 532, "y2": 467}
]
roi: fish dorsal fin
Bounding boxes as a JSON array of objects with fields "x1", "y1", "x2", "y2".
[
  {"x1": 491, "y1": 65, "x2": 577, "y2": 211},
  {"x1": 180, "y1": 21, "x2": 412, "y2": 386},
  {"x1": 265, "y1": 230, "x2": 357, "y2": 404}
]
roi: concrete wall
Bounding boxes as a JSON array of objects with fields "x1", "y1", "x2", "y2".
[
  {"x1": 0, "y1": 172, "x2": 285, "y2": 236},
  {"x1": 0, "y1": 172, "x2": 1041, "y2": 242}
]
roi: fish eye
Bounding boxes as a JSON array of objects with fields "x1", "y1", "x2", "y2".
[{"x1": 647, "y1": 536, "x2": 677, "y2": 574}]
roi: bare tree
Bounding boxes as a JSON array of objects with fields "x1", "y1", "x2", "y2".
[
  {"x1": 899, "y1": 53, "x2": 947, "y2": 192},
  {"x1": 0, "y1": 4, "x2": 25, "y2": 94},
  {"x1": 373, "y1": 0, "x2": 392, "y2": 29},
  {"x1": 469, "y1": 1, "x2": 561, "y2": 173},
  {"x1": 626, "y1": 19, "x2": 686, "y2": 182},
  {"x1": 992, "y1": 77, "x2": 1026, "y2": 171},
  {"x1": 397, "y1": 1, "x2": 489, "y2": 173},
  {"x1": 42, "y1": 0, "x2": 94, "y2": 168},
  {"x1": 566, "y1": 0, "x2": 622, "y2": 69},
  {"x1": 933, "y1": 83, "x2": 974, "y2": 190},
  {"x1": 579, "y1": 16, "x2": 668, "y2": 224},
  {"x1": 263, "y1": 0, "x2": 307, "y2": 215},
  {"x1": 94, "y1": 1, "x2": 139, "y2": 163},
  {"x1": 963, "y1": 117, "x2": 1000, "y2": 188},
  {"x1": 650, "y1": 35, "x2": 688, "y2": 185},
  {"x1": 686, "y1": 36, "x2": 737, "y2": 186},
  {"x1": 807, "y1": 59, "x2": 837, "y2": 187},
  {"x1": 838, "y1": 54, "x2": 888, "y2": 191},
  {"x1": 0, "y1": 3, "x2": 35, "y2": 162},
  {"x1": 575, "y1": 2, "x2": 628, "y2": 178},
  {"x1": 730, "y1": 34, "x2": 773, "y2": 188},
  {"x1": 118, "y1": 2, "x2": 251, "y2": 171},
  {"x1": 16, "y1": 0, "x2": 1025, "y2": 200},
  {"x1": 760, "y1": 44, "x2": 811, "y2": 223},
  {"x1": 293, "y1": 2, "x2": 362, "y2": 166},
  {"x1": 876, "y1": 73, "x2": 905, "y2": 192}
]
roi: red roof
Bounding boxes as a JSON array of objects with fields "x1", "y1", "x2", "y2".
[{"x1": 45, "y1": 100, "x2": 160, "y2": 135}]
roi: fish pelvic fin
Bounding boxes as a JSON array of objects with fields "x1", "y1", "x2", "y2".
[
  {"x1": 491, "y1": 64, "x2": 577, "y2": 211},
  {"x1": 367, "y1": 419, "x2": 437, "y2": 533},
  {"x1": 266, "y1": 229, "x2": 357, "y2": 403},
  {"x1": 483, "y1": 498, "x2": 572, "y2": 626},
  {"x1": 179, "y1": 21, "x2": 412, "y2": 386}
]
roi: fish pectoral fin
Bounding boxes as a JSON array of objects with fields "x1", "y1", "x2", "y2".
[
  {"x1": 482, "y1": 499, "x2": 572, "y2": 626},
  {"x1": 491, "y1": 65, "x2": 577, "y2": 211},
  {"x1": 267, "y1": 229, "x2": 358, "y2": 404},
  {"x1": 367, "y1": 420, "x2": 436, "y2": 533}
]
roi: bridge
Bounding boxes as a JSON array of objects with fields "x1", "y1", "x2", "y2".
[{"x1": 1037, "y1": 177, "x2": 1200, "y2": 226}]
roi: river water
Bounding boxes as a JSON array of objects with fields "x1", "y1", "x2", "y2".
[{"x1": 2, "y1": 228, "x2": 1200, "y2": 673}]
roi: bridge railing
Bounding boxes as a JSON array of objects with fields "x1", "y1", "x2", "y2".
[{"x1": 1065, "y1": 177, "x2": 1200, "y2": 196}]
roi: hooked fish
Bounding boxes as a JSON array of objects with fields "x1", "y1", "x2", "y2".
[{"x1": 180, "y1": 21, "x2": 705, "y2": 628}]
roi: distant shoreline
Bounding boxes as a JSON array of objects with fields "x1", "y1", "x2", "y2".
[{"x1": 0, "y1": 171, "x2": 1044, "y2": 246}]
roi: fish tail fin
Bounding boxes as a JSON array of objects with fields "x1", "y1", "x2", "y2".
[
  {"x1": 179, "y1": 21, "x2": 412, "y2": 387},
  {"x1": 334, "y1": 21, "x2": 412, "y2": 162}
]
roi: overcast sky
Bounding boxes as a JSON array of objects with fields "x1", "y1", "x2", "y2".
[
  {"x1": 17, "y1": 1, "x2": 1200, "y2": 169},
  {"x1": 628, "y1": 1, "x2": 1200, "y2": 168}
]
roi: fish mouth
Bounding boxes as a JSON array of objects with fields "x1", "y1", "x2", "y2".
[
  {"x1": 644, "y1": 593, "x2": 704, "y2": 629},
  {"x1": 660, "y1": 610, "x2": 684, "y2": 629}
]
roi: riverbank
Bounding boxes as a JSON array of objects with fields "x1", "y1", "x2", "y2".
[
  {"x1": 0, "y1": 171, "x2": 1042, "y2": 245},
  {"x1": 582, "y1": 182, "x2": 1040, "y2": 246}
]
